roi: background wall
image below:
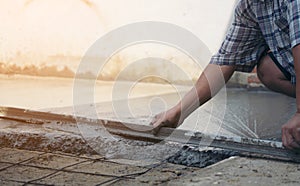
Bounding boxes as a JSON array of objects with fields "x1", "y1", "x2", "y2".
[{"x1": 0, "y1": 0, "x2": 238, "y2": 83}]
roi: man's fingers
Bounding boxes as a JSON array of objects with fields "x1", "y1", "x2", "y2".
[
  {"x1": 286, "y1": 131, "x2": 294, "y2": 149},
  {"x1": 291, "y1": 128, "x2": 300, "y2": 149},
  {"x1": 150, "y1": 114, "x2": 163, "y2": 126},
  {"x1": 150, "y1": 118, "x2": 156, "y2": 126},
  {"x1": 152, "y1": 121, "x2": 168, "y2": 136},
  {"x1": 283, "y1": 128, "x2": 298, "y2": 149},
  {"x1": 282, "y1": 128, "x2": 287, "y2": 147},
  {"x1": 290, "y1": 141, "x2": 300, "y2": 149},
  {"x1": 282, "y1": 127, "x2": 291, "y2": 149},
  {"x1": 150, "y1": 116, "x2": 160, "y2": 126},
  {"x1": 294, "y1": 128, "x2": 300, "y2": 143}
]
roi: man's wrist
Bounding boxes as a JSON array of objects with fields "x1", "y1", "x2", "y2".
[
  {"x1": 297, "y1": 102, "x2": 300, "y2": 113},
  {"x1": 174, "y1": 103, "x2": 182, "y2": 116}
]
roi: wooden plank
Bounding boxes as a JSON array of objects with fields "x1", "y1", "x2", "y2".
[
  {"x1": 0, "y1": 106, "x2": 76, "y2": 123},
  {"x1": 0, "y1": 106, "x2": 300, "y2": 162}
]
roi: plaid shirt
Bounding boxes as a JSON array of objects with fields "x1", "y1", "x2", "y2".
[{"x1": 210, "y1": 0, "x2": 300, "y2": 84}]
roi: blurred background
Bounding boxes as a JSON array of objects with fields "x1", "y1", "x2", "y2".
[
  {"x1": 0, "y1": 0, "x2": 236, "y2": 81},
  {"x1": 0, "y1": 0, "x2": 296, "y2": 140}
]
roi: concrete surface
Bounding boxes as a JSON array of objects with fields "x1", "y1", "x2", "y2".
[
  {"x1": 0, "y1": 75, "x2": 299, "y2": 185},
  {"x1": 0, "y1": 147, "x2": 197, "y2": 186},
  {"x1": 1, "y1": 75, "x2": 295, "y2": 140},
  {"x1": 1, "y1": 147, "x2": 300, "y2": 186},
  {"x1": 0, "y1": 115, "x2": 300, "y2": 185}
]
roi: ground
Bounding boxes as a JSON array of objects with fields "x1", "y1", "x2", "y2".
[
  {"x1": 0, "y1": 117, "x2": 300, "y2": 186},
  {"x1": 1, "y1": 147, "x2": 300, "y2": 186},
  {"x1": 0, "y1": 75, "x2": 300, "y2": 185}
]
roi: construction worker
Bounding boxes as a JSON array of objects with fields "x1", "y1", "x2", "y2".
[{"x1": 151, "y1": 0, "x2": 300, "y2": 150}]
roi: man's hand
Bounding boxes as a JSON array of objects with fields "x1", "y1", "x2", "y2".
[
  {"x1": 149, "y1": 64, "x2": 236, "y2": 136},
  {"x1": 287, "y1": 45, "x2": 300, "y2": 150},
  {"x1": 150, "y1": 105, "x2": 183, "y2": 135},
  {"x1": 282, "y1": 113, "x2": 300, "y2": 150}
]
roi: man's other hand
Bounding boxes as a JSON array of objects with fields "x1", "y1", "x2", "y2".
[{"x1": 282, "y1": 113, "x2": 300, "y2": 150}]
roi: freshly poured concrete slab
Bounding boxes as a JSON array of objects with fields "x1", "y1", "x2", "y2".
[
  {"x1": 1, "y1": 106, "x2": 299, "y2": 163},
  {"x1": 49, "y1": 89, "x2": 296, "y2": 140},
  {"x1": 0, "y1": 75, "x2": 187, "y2": 110},
  {"x1": 0, "y1": 75, "x2": 296, "y2": 140},
  {"x1": 0, "y1": 75, "x2": 299, "y2": 185}
]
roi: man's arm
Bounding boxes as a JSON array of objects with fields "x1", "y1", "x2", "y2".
[
  {"x1": 151, "y1": 0, "x2": 262, "y2": 135},
  {"x1": 282, "y1": 45, "x2": 300, "y2": 149},
  {"x1": 151, "y1": 64, "x2": 236, "y2": 134}
]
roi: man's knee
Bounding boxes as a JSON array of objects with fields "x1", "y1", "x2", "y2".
[
  {"x1": 257, "y1": 54, "x2": 295, "y2": 97},
  {"x1": 257, "y1": 55, "x2": 278, "y2": 87},
  {"x1": 257, "y1": 68, "x2": 274, "y2": 87}
]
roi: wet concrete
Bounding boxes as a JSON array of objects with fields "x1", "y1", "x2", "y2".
[
  {"x1": 0, "y1": 76, "x2": 297, "y2": 169},
  {"x1": 0, "y1": 118, "x2": 184, "y2": 161},
  {"x1": 72, "y1": 89, "x2": 295, "y2": 141},
  {"x1": 167, "y1": 145, "x2": 239, "y2": 168},
  {"x1": 0, "y1": 91, "x2": 296, "y2": 167},
  {"x1": 0, "y1": 75, "x2": 296, "y2": 140},
  {"x1": 38, "y1": 89, "x2": 298, "y2": 169},
  {"x1": 0, "y1": 76, "x2": 298, "y2": 185},
  {"x1": 43, "y1": 88, "x2": 296, "y2": 144},
  {"x1": 222, "y1": 89, "x2": 296, "y2": 140}
]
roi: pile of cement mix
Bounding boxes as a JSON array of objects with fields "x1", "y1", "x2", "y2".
[{"x1": 167, "y1": 145, "x2": 239, "y2": 168}]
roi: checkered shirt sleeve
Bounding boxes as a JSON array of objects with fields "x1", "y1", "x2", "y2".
[{"x1": 209, "y1": 1, "x2": 268, "y2": 72}]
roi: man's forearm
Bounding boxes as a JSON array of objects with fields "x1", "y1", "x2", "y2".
[
  {"x1": 292, "y1": 45, "x2": 300, "y2": 112},
  {"x1": 175, "y1": 64, "x2": 236, "y2": 119}
]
